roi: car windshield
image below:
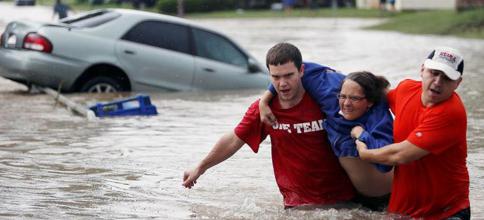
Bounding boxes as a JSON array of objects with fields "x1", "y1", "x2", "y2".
[{"x1": 61, "y1": 10, "x2": 121, "y2": 28}]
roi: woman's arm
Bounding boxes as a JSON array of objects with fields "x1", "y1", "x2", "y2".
[
  {"x1": 350, "y1": 101, "x2": 394, "y2": 172},
  {"x1": 258, "y1": 90, "x2": 277, "y2": 126}
]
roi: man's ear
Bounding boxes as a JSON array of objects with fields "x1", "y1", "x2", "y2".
[
  {"x1": 420, "y1": 64, "x2": 425, "y2": 77},
  {"x1": 454, "y1": 77, "x2": 463, "y2": 89},
  {"x1": 299, "y1": 63, "x2": 305, "y2": 77}
]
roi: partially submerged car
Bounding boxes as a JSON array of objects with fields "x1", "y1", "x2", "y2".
[{"x1": 0, "y1": 9, "x2": 269, "y2": 93}]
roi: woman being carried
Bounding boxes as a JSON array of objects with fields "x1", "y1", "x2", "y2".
[{"x1": 259, "y1": 62, "x2": 393, "y2": 209}]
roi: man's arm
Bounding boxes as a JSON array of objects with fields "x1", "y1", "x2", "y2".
[
  {"x1": 356, "y1": 140, "x2": 429, "y2": 165},
  {"x1": 182, "y1": 131, "x2": 245, "y2": 188},
  {"x1": 259, "y1": 90, "x2": 276, "y2": 126}
]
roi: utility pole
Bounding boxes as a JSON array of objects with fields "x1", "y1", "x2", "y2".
[{"x1": 177, "y1": 0, "x2": 184, "y2": 17}]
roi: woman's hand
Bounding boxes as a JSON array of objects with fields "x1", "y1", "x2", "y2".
[{"x1": 351, "y1": 125, "x2": 364, "y2": 139}]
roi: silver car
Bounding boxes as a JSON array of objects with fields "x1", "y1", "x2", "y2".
[{"x1": 0, "y1": 9, "x2": 269, "y2": 93}]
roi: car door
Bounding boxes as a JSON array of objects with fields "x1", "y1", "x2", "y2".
[
  {"x1": 192, "y1": 28, "x2": 268, "y2": 90},
  {"x1": 116, "y1": 20, "x2": 195, "y2": 91}
]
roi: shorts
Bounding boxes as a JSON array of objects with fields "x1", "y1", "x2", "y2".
[
  {"x1": 352, "y1": 193, "x2": 390, "y2": 212},
  {"x1": 447, "y1": 207, "x2": 471, "y2": 220}
]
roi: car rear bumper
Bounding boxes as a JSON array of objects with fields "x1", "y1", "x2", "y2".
[{"x1": 0, "y1": 48, "x2": 85, "y2": 91}]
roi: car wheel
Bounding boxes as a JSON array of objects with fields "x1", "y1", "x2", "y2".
[{"x1": 80, "y1": 76, "x2": 124, "y2": 93}]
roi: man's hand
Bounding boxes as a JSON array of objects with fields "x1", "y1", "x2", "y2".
[
  {"x1": 259, "y1": 90, "x2": 277, "y2": 126},
  {"x1": 182, "y1": 167, "x2": 204, "y2": 189},
  {"x1": 260, "y1": 102, "x2": 277, "y2": 126},
  {"x1": 181, "y1": 132, "x2": 245, "y2": 189},
  {"x1": 355, "y1": 139, "x2": 368, "y2": 152}
]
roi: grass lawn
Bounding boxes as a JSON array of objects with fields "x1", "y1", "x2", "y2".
[{"x1": 368, "y1": 9, "x2": 484, "y2": 39}]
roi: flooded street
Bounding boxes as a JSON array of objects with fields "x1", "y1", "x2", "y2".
[{"x1": 1, "y1": 5, "x2": 484, "y2": 219}]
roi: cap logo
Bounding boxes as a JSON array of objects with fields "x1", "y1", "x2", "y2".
[{"x1": 438, "y1": 51, "x2": 457, "y2": 64}]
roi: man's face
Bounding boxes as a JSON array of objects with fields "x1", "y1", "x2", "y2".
[
  {"x1": 420, "y1": 66, "x2": 461, "y2": 107},
  {"x1": 268, "y1": 62, "x2": 304, "y2": 103}
]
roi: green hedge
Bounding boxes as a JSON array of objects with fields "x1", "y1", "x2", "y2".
[{"x1": 158, "y1": 0, "x2": 238, "y2": 14}]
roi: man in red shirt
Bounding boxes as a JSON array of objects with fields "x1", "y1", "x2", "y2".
[
  {"x1": 355, "y1": 47, "x2": 470, "y2": 219},
  {"x1": 182, "y1": 42, "x2": 355, "y2": 208}
]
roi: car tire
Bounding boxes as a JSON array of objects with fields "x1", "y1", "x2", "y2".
[{"x1": 80, "y1": 76, "x2": 124, "y2": 93}]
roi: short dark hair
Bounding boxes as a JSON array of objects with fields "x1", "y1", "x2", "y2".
[
  {"x1": 343, "y1": 71, "x2": 390, "y2": 104},
  {"x1": 265, "y1": 42, "x2": 302, "y2": 70}
]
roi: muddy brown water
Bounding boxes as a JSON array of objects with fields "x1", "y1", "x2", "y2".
[{"x1": 0, "y1": 15, "x2": 483, "y2": 219}]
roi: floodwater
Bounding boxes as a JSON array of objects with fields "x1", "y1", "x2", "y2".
[{"x1": 1, "y1": 9, "x2": 484, "y2": 219}]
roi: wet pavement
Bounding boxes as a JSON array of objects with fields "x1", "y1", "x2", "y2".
[{"x1": 1, "y1": 4, "x2": 484, "y2": 219}]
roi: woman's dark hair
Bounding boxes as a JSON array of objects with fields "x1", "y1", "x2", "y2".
[
  {"x1": 342, "y1": 71, "x2": 390, "y2": 104},
  {"x1": 265, "y1": 42, "x2": 302, "y2": 70}
]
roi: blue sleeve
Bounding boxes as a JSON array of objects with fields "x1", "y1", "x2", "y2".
[
  {"x1": 267, "y1": 62, "x2": 344, "y2": 110},
  {"x1": 358, "y1": 100, "x2": 394, "y2": 173},
  {"x1": 268, "y1": 83, "x2": 276, "y2": 95},
  {"x1": 301, "y1": 62, "x2": 345, "y2": 116}
]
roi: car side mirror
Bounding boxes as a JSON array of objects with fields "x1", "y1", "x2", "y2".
[{"x1": 248, "y1": 58, "x2": 261, "y2": 73}]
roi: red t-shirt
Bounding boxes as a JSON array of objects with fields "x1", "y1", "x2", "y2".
[
  {"x1": 387, "y1": 79, "x2": 470, "y2": 219},
  {"x1": 234, "y1": 93, "x2": 355, "y2": 207}
]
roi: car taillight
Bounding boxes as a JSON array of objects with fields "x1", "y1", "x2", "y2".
[{"x1": 23, "y1": 33, "x2": 52, "y2": 53}]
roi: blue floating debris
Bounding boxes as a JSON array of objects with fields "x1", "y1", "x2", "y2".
[{"x1": 89, "y1": 94, "x2": 158, "y2": 117}]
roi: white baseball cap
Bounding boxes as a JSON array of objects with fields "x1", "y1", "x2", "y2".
[{"x1": 423, "y1": 47, "x2": 464, "y2": 81}]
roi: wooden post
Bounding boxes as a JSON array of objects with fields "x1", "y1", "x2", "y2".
[
  {"x1": 177, "y1": 0, "x2": 184, "y2": 17},
  {"x1": 35, "y1": 85, "x2": 96, "y2": 120}
]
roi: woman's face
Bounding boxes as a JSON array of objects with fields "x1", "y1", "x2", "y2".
[{"x1": 338, "y1": 79, "x2": 373, "y2": 121}]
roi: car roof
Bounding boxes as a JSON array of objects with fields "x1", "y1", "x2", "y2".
[
  {"x1": 109, "y1": 8, "x2": 212, "y2": 32},
  {"x1": 106, "y1": 9, "x2": 250, "y2": 54}
]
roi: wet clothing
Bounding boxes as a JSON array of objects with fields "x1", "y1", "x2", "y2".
[
  {"x1": 387, "y1": 79, "x2": 470, "y2": 219},
  {"x1": 269, "y1": 62, "x2": 393, "y2": 173},
  {"x1": 448, "y1": 207, "x2": 471, "y2": 220},
  {"x1": 353, "y1": 193, "x2": 390, "y2": 212},
  {"x1": 234, "y1": 93, "x2": 355, "y2": 207}
]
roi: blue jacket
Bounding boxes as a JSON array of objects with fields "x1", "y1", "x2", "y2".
[{"x1": 269, "y1": 62, "x2": 393, "y2": 173}]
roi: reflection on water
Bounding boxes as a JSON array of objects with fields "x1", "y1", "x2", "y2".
[{"x1": 0, "y1": 18, "x2": 483, "y2": 219}]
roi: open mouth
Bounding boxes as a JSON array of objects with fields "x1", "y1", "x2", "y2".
[
  {"x1": 430, "y1": 88, "x2": 441, "y2": 95},
  {"x1": 280, "y1": 89, "x2": 290, "y2": 95}
]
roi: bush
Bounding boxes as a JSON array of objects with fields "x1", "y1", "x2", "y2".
[{"x1": 158, "y1": 0, "x2": 238, "y2": 14}]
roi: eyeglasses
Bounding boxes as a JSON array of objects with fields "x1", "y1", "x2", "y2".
[{"x1": 336, "y1": 94, "x2": 366, "y2": 102}]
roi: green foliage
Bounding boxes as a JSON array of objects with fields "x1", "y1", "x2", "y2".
[
  {"x1": 368, "y1": 9, "x2": 484, "y2": 39},
  {"x1": 158, "y1": 0, "x2": 177, "y2": 13},
  {"x1": 158, "y1": 0, "x2": 238, "y2": 14}
]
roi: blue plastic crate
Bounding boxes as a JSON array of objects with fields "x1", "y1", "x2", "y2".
[{"x1": 89, "y1": 94, "x2": 158, "y2": 117}]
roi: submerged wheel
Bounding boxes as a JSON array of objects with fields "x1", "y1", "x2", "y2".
[{"x1": 80, "y1": 76, "x2": 125, "y2": 93}]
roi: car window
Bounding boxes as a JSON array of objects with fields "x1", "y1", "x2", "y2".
[
  {"x1": 62, "y1": 10, "x2": 121, "y2": 28},
  {"x1": 121, "y1": 21, "x2": 191, "y2": 55},
  {"x1": 192, "y1": 28, "x2": 248, "y2": 69}
]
